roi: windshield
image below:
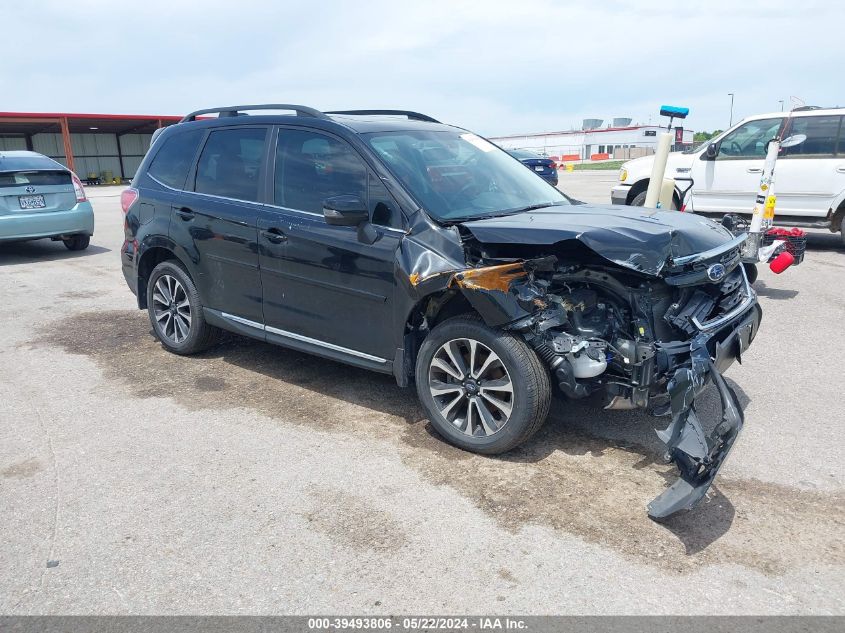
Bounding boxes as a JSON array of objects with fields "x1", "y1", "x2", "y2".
[{"x1": 365, "y1": 130, "x2": 568, "y2": 222}]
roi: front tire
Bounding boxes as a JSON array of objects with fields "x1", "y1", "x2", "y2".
[
  {"x1": 63, "y1": 234, "x2": 90, "y2": 251},
  {"x1": 630, "y1": 189, "x2": 678, "y2": 210},
  {"x1": 630, "y1": 190, "x2": 648, "y2": 207},
  {"x1": 415, "y1": 315, "x2": 551, "y2": 455},
  {"x1": 146, "y1": 260, "x2": 220, "y2": 355}
]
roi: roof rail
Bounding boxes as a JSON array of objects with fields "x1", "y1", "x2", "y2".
[
  {"x1": 791, "y1": 105, "x2": 822, "y2": 111},
  {"x1": 325, "y1": 109, "x2": 440, "y2": 123},
  {"x1": 179, "y1": 104, "x2": 328, "y2": 123}
]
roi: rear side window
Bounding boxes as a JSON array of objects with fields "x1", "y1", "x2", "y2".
[
  {"x1": 147, "y1": 129, "x2": 204, "y2": 189},
  {"x1": 194, "y1": 128, "x2": 266, "y2": 202},
  {"x1": 781, "y1": 115, "x2": 842, "y2": 158}
]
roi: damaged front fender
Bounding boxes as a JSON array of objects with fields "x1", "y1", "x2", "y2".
[{"x1": 408, "y1": 257, "x2": 554, "y2": 328}]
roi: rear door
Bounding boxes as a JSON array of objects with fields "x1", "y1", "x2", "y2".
[
  {"x1": 689, "y1": 117, "x2": 784, "y2": 215},
  {"x1": 258, "y1": 126, "x2": 404, "y2": 363},
  {"x1": 169, "y1": 126, "x2": 269, "y2": 323},
  {"x1": 770, "y1": 114, "x2": 845, "y2": 217}
]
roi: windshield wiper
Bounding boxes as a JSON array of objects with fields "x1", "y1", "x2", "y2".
[{"x1": 497, "y1": 201, "x2": 568, "y2": 215}]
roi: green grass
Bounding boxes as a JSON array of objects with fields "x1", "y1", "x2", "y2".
[{"x1": 569, "y1": 160, "x2": 625, "y2": 171}]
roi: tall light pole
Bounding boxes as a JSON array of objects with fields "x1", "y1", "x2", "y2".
[
  {"x1": 779, "y1": 100, "x2": 784, "y2": 111},
  {"x1": 728, "y1": 93, "x2": 735, "y2": 127}
]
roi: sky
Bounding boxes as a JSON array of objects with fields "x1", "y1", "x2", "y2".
[{"x1": 3, "y1": 0, "x2": 843, "y2": 136}]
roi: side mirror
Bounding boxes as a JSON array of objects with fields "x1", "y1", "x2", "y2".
[
  {"x1": 323, "y1": 195, "x2": 368, "y2": 226},
  {"x1": 705, "y1": 143, "x2": 718, "y2": 159}
]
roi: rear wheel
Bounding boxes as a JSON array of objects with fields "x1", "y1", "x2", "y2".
[
  {"x1": 146, "y1": 260, "x2": 220, "y2": 355},
  {"x1": 63, "y1": 234, "x2": 90, "y2": 251},
  {"x1": 415, "y1": 315, "x2": 551, "y2": 455}
]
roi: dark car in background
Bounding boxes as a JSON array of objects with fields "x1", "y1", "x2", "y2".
[
  {"x1": 506, "y1": 148, "x2": 558, "y2": 186},
  {"x1": 120, "y1": 104, "x2": 761, "y2": 519}
]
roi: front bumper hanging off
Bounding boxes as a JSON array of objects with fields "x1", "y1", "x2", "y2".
[{"x1": 647, "y1": 304, "x2": 761, "y2": 520}]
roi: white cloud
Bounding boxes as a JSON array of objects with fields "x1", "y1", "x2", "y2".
[{"x1": 2, "y1": 0, "x2": 843, "y2": 134}]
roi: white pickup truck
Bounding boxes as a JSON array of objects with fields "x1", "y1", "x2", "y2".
[{"x1": 611, "y1": 107, "x2": 845, "y2": 245}]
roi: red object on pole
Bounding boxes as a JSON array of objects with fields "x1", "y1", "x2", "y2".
[{"x1": 769, "y1": 251, "x2": 795, "y2": 274}]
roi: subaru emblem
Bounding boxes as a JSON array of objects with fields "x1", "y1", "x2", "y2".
[
  {"x1": 25, "y1": 185, "x2": 36, "y2": 194},
  {"x1": 707, "y1": 263, "x2": 726, "y2": 282}
]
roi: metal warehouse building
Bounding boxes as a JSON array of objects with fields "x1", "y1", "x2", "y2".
[
  {"x1": 490, "y1": 117, "x2": 694, "y2": 161},
  {"x1": 0, "y1": 112, "x2": 182, "y2": 182}
]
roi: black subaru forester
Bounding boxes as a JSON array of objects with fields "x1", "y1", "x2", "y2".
[{"x1": 121, "y1": 104, "x2": 762, "y2": 518}]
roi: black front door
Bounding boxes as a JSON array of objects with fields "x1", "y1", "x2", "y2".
[
  {"x1": 258, "y1": 127, "x2": 404, "y2": 363},
  {"x1": 169, "y1": 126, "x2": 269, "y2": 323}
]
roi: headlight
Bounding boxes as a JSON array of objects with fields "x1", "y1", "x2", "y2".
[{"x1": 619, "y1": 169, "x2": 628, "y2": 182}]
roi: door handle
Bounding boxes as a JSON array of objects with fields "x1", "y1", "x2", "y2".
[
  {"x1": 746, "y1": 168, "x2": 763, "y2": 173},
  {"x1": 836, "y1": 166, "x2": 845, "y2": 173},
  {"x1": 261, "y1": 228, "x2": 287, "y2": 244},
  {"x1": 175, "y1": 207, "x2": 195, "y2": 220}
]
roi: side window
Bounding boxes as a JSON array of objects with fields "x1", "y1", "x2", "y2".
[
  {"x1": 781, "y1": 115, "x2": 841, "y2": 158},
  {"x1": 369, "y1": 171, "x2": 403, "y2": 229},
  {"x1": 275, "y1": 129, "x2": 366, "y2": 214},
  {"x1": 716, "y1": 118, "x2": 782, "y2": 159},
  {"x1": 194, "y1": 128, "x2": 266, "y2": 202},
  {"x1": 147, "y1": 129, "x2": 204, "y2": 189}
]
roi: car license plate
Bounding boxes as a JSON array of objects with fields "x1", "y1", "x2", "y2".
[
  {"x1": 534, "y1": 166, "x2": 544, "y2": 172},
  {"x1": 19, "y1": 194, "x2": 46, "y2": 209}
]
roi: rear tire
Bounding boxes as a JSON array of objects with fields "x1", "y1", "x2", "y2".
[
  {"x1": 146, "y1": 260, "x2": 220, "y2": 355},
  {"x1": 415, "y1": 314, "x2": 551, "y2": 455},
  {"x1": 63, "y1": 234, "x2": 90, "y2": 251}
]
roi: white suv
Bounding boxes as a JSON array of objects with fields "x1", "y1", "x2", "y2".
[{"x1": 611, "y1": 107, "x2": 845, "y2": 245}]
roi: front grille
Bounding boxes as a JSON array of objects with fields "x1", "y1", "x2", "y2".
[
  {"x1": 690, "y1": 244, "x2": 742, "y2": 274},
  {"x1": 712, "y1": 268, "x2": 745, "y2": 317},
  {"x1": 664, "y1": 267, "x2": 749, "y2": 335}
]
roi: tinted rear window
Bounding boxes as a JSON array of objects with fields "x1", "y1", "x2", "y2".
[
  {"x1": 147, "y1": 129, "x2": 204, "y2": 189},
  {"x1": 0, "y1": 170, "x2": 71, "y2": 187},
  {"x1": 0, "y1": 154, "x2": 64, "y2": 172},
  {"x1": 509, "y1": 149, "x2": 541, "y2": 160}
]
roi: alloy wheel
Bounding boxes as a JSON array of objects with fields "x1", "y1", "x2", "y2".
[
  {"x1": 152, "y1": 274, "x2": 191, "y2": 344},
  {"x1": 428, "y1": 338, "x2": 514, "y2": 437}
]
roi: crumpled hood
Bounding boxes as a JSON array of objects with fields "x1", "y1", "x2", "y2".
[{"x1": 460, "y1": 204, "x2": 735, "y2": 276}]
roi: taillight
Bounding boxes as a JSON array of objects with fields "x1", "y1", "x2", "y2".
[
  {"x1": 71, "y1": 173, "x2": 87, "y2": 202},
  {"x1": 549, "y1": 161, "x2": 557, "y2": 170},
  {"x1": 121, "y1": 187, "x2": 139, "y2": 213}
]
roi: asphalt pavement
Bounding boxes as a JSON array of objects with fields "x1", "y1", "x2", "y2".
[{"x1": 1, "y1": 178, "x2": 843, "y2": 615}]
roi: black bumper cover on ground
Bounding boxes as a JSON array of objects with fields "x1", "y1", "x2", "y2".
[{"x1": 647, "y1": 304, "x2": 762, "y2": 520}]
